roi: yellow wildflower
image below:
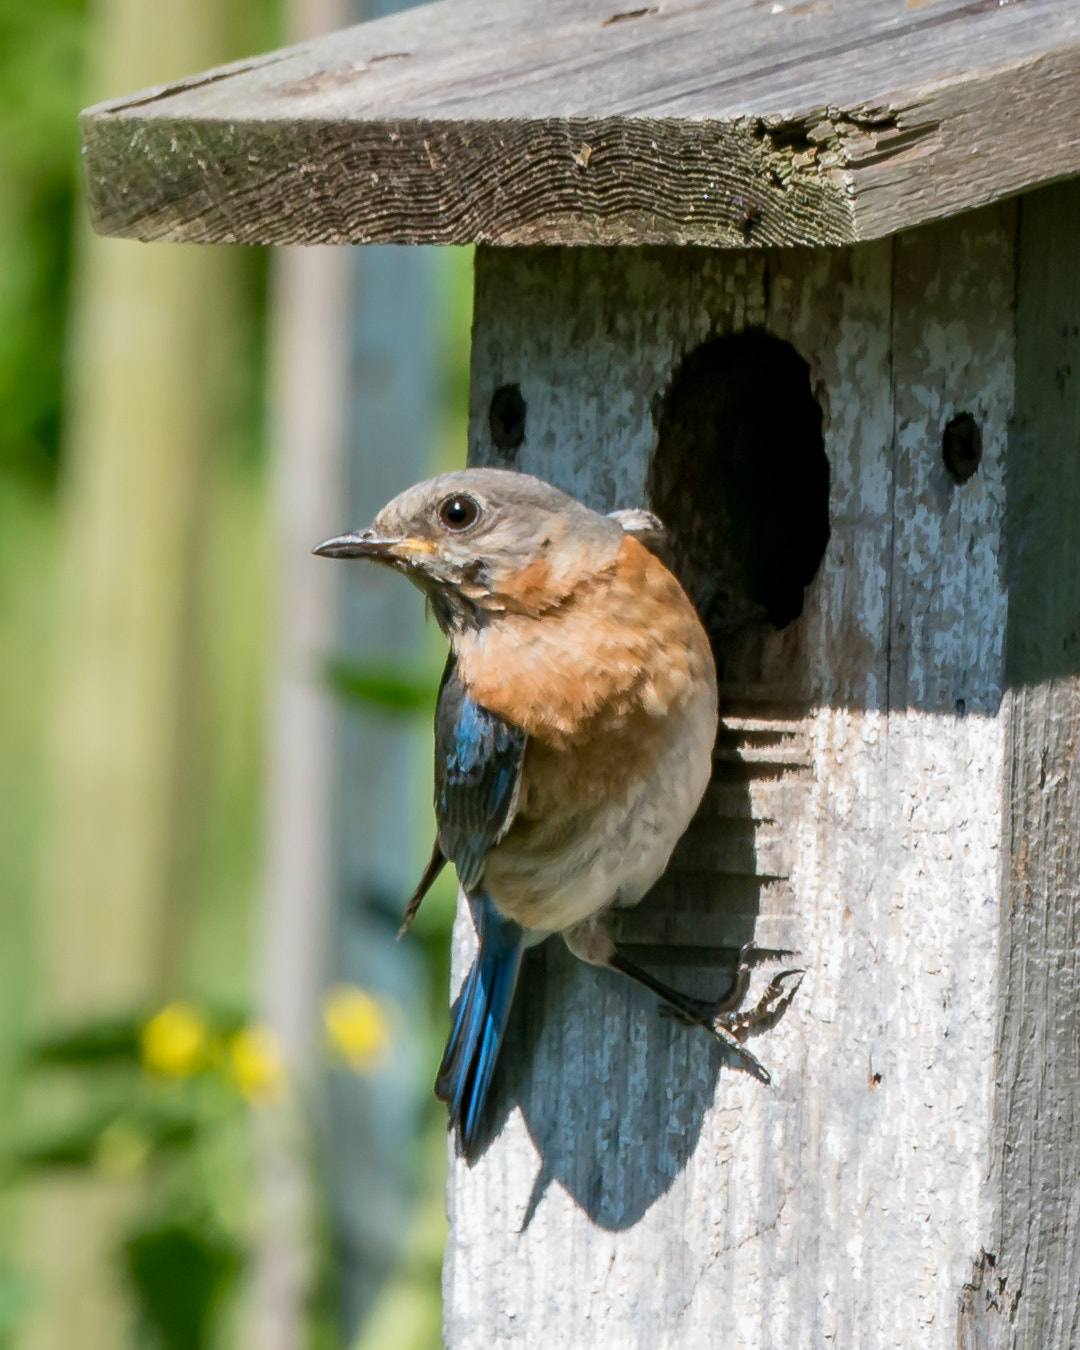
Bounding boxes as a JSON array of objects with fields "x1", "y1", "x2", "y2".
[
  {"x1": 228, "y1": 1025, "x2": 287, "y2": 1103},
  {"x1": 141, "y1": 1003, "x2": 208, "y2": 1079},
  {"x1": 323, "y1": 984, "x2": 393, "y2": 1073}
]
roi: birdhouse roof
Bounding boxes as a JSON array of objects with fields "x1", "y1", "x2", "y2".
[{"x1": 81, "y1": 0, "x2": 1080, "y2": 248}]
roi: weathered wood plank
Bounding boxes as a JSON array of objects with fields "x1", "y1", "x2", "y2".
[
  {"x1": 79, "y1": 0, "x2": 1080, "y2": 248},
  {"x1": 986, "y1": 179, "x2": 1080, "y2": 1350},
  {"x1": 445, "y1": 211, "x2": 1014, "y2": 1347}
]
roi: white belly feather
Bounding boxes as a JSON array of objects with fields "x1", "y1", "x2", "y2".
[{"x1": 488, "y1": 679, "x2": 717, "y2": 939}]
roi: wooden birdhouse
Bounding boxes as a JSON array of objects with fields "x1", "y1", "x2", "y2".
[{"x1": 81, "y1": 1, "x2": 1080, "y2": 1344}]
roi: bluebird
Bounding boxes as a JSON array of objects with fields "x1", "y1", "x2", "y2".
[{"x1": 316, "y1": 469, "x2": 801, "y2": 1152}]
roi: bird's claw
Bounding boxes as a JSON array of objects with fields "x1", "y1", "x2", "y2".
[
  {"x1": 658, "y1": 954, "x2": 804, "y2": 1082},
  {"x1": 712, "y1": 968, "x2": 803, "y2": 1081},
  {"x1": 716, "y1": 967, "x2": 805, "y2": 1040},
  {"x1": 737, "y1": 940, "x2": 800, "y2": 968},
  {"x1": 714, "y1": 940, "x2": 801, "y2": 1014}
]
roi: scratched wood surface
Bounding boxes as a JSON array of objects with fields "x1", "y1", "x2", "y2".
[
  {"x1": 443, "y1": 204, "x2": 1020, "y2": 1348},
  {"x1": 79, "y1": 0, "x2": 1080, "y2": 248},
  {"x1": 972, "y1": 180, "x2": 1080, "y2": 1350}
]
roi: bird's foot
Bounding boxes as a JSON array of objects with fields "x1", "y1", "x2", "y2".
[
  {"x1": 716, "y1": 940, "x2": 799, "y2": 1012},
  {"x1": 715, "y1": 966, "x2": 805, "y2": 1041},
  {"x1": 662, "y1": 944, "x2": 804, "y2": 1083}
]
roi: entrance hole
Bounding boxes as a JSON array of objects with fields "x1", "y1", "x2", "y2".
[{"x1": 649, "y1": 330, "x2": 829, "y2": 647}]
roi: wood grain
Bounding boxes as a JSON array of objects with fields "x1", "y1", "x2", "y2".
[
  {"x1": 987, "y1": 179, "x2": 1080, "y2": 1350},
  {"x1": 445, "y1": 210, "x2": 1016, "y2": 1347},
  {"x1": 79, "y1": 0, "x2": 1080, "y2": 247}
]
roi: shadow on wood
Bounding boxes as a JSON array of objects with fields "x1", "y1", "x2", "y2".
[{"x1": 472, "y1": 944, "x2": 736, "y2": 1231}]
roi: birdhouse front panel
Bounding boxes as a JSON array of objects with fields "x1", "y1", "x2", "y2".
[{"x1": 445, "y1": 202, "x2": 1015, "y2": 1348}]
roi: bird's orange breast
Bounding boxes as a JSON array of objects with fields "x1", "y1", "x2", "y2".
[
  {"x1": 456, "y1": 534, "x2": 714, "y2": 819},
  {"x1": 457, "y1": 536, "x2": 711, "y2": 739}
]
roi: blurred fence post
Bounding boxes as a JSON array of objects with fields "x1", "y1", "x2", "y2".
[
  {"x1": 244, "y1": 14, "x2": 358, "y2": 1346},
  {"x1": 245, "y1": 4, "x2": 351, "y2": 1349},
  {"x1": 248, "y1": 233, "x2": 350, "y2": 1350}
]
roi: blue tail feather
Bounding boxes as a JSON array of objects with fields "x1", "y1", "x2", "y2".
[{"x1": 435, "y1": 892, "x2": 524, "y2": 1153}]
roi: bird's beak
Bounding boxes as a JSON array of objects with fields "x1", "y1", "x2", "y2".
[{"x1": 312, "y1": 530, "x2": 401, "y2": 560}]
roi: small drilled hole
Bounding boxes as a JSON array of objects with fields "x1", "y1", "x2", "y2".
[
  {"x1": 489, "y1": 384, "x2": 527, "y2": 459},
  {"x1": 942, "y1": 412, "x2": 982, "y2": 484}
]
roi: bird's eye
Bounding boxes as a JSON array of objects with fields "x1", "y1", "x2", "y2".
[{"x1": 437, "y1": 494, "x2": 480, "y2": 531}]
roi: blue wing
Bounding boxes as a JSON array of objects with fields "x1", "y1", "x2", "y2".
[
  {"x1": 434, "y1": 655, "x2": 527, "y2": 893},
  {"x1": 399, "y1": 656, "x2": 525, "y2": 932},
  {"x1": 432, "y1": 656, "x2": 527, "y2": 1153},
  {"x1": 435, "y1": 890, "x2": 524, "y2": 1153}
]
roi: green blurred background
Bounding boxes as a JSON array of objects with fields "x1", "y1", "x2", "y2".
[{"x1": 0, "y1": 0, "x2": 468, "y2": 1344}]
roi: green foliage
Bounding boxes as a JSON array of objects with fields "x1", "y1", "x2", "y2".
[
  {"x1": 432, "y1": 249, "x2": 475, "y2": 470},
  {"x1": 124, "y1": 1220, "x2": 242, "y2": 1350},
  {"x1": 25, "y1": 1017, "x2": 144, "y2": 1068},
  {"x1": 0, "y1": 484, "x2": 55, "y2": 1164},
  {"x1": 0, "y1": 1266, "x2": 30, "y2": 1349},
  {"x1": 14, "y1": 1003, "x2": 260, "y2": 1173},
  {"x1": 13, "y1": 1002, "x2": 283, "y2": 1344},
  {"x1": 324, "y1": 658, "x2": 441, "y2": 717},
  {"x1": 0, "y1": 22, "x2": 467, "y2": 1336},
  {"x1": 0, "y1": 0, "x2": 86, "y2": 485}
]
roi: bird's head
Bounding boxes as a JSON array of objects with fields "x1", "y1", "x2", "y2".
[{"x1": 314, "y1": 468, "x2": 658, "y2": 634}]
